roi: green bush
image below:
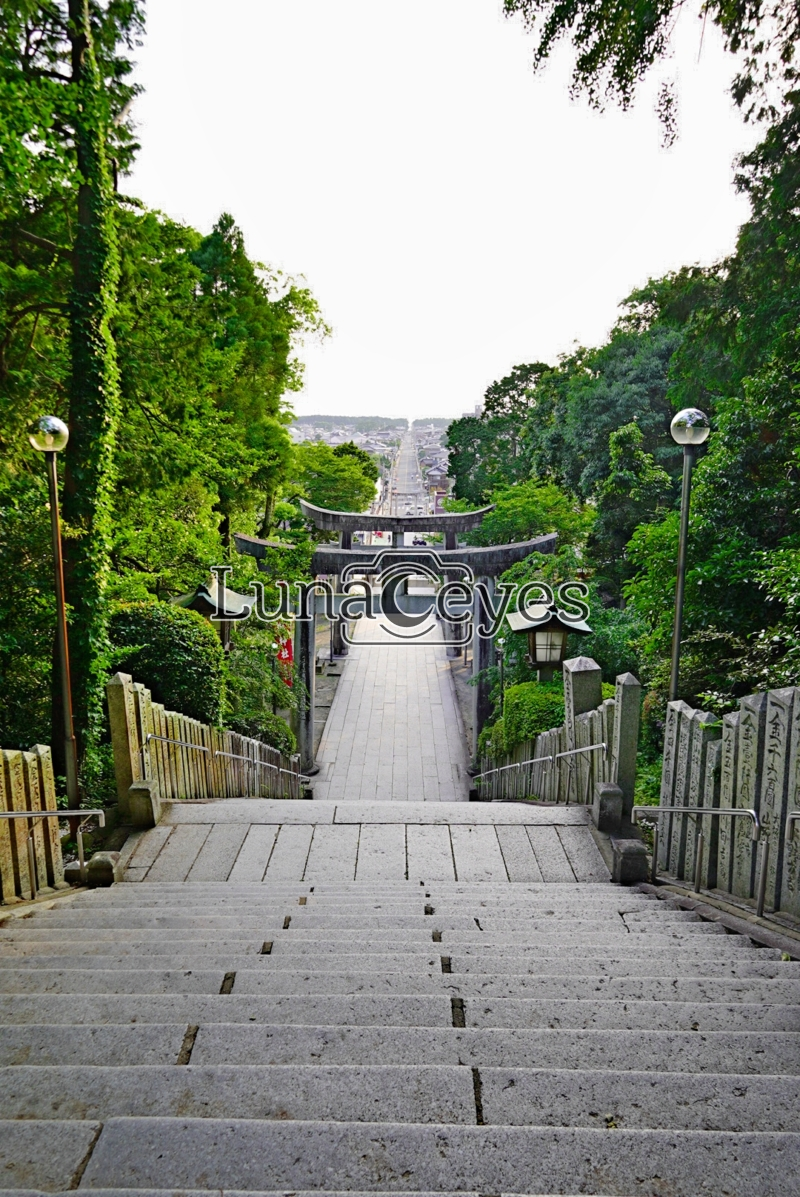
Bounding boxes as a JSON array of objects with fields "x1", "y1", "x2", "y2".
[
  {"x1": 479, "y1": 680, "x2": 565, "y2": 756},
  {"x1": 478, "y1": 677, "x2": 616, "y2": 758},
  {"x1": 228, "y1": 713, "x2": 296, "y2": 758},
  {"x1": 109, "y1": 602, "x2": 226, "y2": 724}
]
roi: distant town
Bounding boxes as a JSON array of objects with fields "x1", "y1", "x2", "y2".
[{"x1": 289, "y1": 414, "x2": 457, "y2": 506}]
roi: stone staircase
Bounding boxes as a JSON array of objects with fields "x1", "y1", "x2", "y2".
[{"x1": 1, "y1": 879, "x2": 799, "y2": 1195}]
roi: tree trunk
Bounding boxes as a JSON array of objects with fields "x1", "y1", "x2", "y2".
[{"x1": 57, "y1": 0, "x2": 121, "y2": 786}]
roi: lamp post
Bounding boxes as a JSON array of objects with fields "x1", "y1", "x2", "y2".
[
  {"x1": 28, "y1": 416, "x2": 80, "y2": 807},
  {"x1": 668, "y1": 408, "x2": 710, "y2": 703}
]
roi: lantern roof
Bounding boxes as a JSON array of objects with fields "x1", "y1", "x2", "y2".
[{"x1": 506, "y1": 601, "x2": 592, "y2": 636}]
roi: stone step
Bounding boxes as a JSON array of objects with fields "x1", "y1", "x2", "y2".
[
  {"x1": 8, "y1": 912, "x2": 719, "y2": 933},
  {"x1": 2, "y1": 951, "x2": 795, "y2": 979},
  {"x1": 478, "y1": 1066, "x2": 800, "y2": 1131},
  {"x1": 3, "y1": 965, "x2": 798, "y2": 1003},
  {"x1": 4, "y1": 1021, "x2": 793, "y2": 1077},
  {"x1": 0, "y1": 1064, "x2": 475, "y2": 1123},
  {"x1": 2, "y1": 1064, "x2": 798, "y2": 1133},
  {"x1": 3, "y1": 965, "x2": 797, "y2": 1004},
  {"x1": 1, "y1": 992, "x2": 796, "y2": 1030},
  {"x1": 1, "y1": 948, "x2": 795, "y2": 976},
  {"x1": 190, "y1": 1023, "x2": 800, "y2": 1073},
  {"x1": 0, "y1": 1024, "x2": 187, "y2": 1066},
  {"x1": 16, "y1": 1116, "x2": 797, "y2": 1196},
  {"x1": 0, "y1": 927, "x2": 756, "y2": 950},
  {"x1": 0, "y1": 1191, "x2": 491, "y2": 1197}
]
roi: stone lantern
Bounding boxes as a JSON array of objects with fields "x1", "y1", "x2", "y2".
[{"x1": 506, "y1": 602, "x2": 592, "y2": 682}]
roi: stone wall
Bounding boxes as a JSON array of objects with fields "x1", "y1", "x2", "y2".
[
  {"x1": 658, "y1": 687, "x2": 800, "y2": 918},
  {"x1": 476, "y1": 657, "x2": 641, "y2": 811},
  {"x1": 0, "y1": 744, "x2": 66, "y2": 903},
  {"x1": 107, "y1": 672, "x2": 302, "y2": 828}
]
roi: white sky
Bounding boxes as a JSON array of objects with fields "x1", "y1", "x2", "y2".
[{"x1": 127, "y1": 1, "x2": 756, "y2": 423}]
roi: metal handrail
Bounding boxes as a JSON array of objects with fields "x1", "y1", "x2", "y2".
[
  {"x1": 144, "y1": 733, "x2": 209, "y2": 754},
  {"x1": 0, "y1": 809, "x2": 105, "y2": 898},
  {"x1": 633, "y1": 806, "x2": 765, "y2": 912},
  {"x1": 212, "y1": 749, "x2": 303, "y2": 793},
  {"x1": 554, "y1": 742, "x2": 607, "y2": 805},
  {"x1": 554, "y1": 742, "x2": 608, "y2": 763},
  {"x1": 474, "y1": 755, "x2": 553, "y2": 784}
]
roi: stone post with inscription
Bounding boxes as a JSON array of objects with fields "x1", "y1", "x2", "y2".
[
  {"x1": 611, "y1": 672, "x2": 641, "y2": 819},
  {"x1": 733, "y1": 693, "x2": 767, "y2": 899},
  {"x1": 759, "y1": 688, "x2": 797, "y2": 911}
]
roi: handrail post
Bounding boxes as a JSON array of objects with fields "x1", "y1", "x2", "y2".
[
  {"x1": 694, "y1": 830, "x2": 704, "y2": 893},
  {"x1": 651, "y1": 824, "x2": 659, "y2": 884},
  {"x1": 27, "y1": 833, "x2": 37, "y2": 901},
  {"x1": 756, "y1": 839, "x2": 770, "y2": 919}
]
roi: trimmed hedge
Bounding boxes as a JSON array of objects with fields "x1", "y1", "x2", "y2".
[
  {"x1": 109, "y1": 602, "x2": 226, "y2": 725},
  {"x1": 228, "y1": 714, "x2": 297, "y2": 758},
  {"x1": 478, "y1": 678, "x2": 615, "y2": 758}
]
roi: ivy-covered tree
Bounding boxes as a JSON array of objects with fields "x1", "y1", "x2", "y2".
[{"x1": 0, "y1": 0, "x2": 143, "y2": 784}]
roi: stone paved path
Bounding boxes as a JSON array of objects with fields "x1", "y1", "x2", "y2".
[
  {"x1": 311, "y1": 620, "x2": 469, "y2": 802},
  {"x1": 121, "y1": 800, "x2": 609, "y2": 884}
]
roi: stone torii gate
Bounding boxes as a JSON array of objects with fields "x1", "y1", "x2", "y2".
[{"x1": 235, "y1": 504, "x2": 556, "y2": 775}]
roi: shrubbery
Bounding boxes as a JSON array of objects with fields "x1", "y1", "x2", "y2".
[
  {"x1": 228, "y1": 714, "x2": 296, "y2": 758},
  {"x1": 109, "y1": 602, "x2": 226, "y2": 724},
  {"x1": 478, "y1": 677, "x2": 615, "y2": 758}
]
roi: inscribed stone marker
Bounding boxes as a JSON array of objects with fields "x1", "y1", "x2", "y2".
[{"x1": 733, "y1": 693, "x2": 767, "y2": 899}]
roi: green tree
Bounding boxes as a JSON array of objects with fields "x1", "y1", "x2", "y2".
[
  {"x1": 503, "y1": 0, "x2": 799, "y2": 127},
  {"x1": 587, "y1": 421, "x2": 672, "y2": 598},
  {"x1": 333, "y1": 440, "x2": 379, "y2": 484},
  {"x1": 466, "y1": 479, "x2": 593, "y2": 548},
  {"x1": 291, "y1": 441, "x2": 376, "y2": 514},
  {"x1": 0, "y1": 1, "x2": 144, "y2": 781}
]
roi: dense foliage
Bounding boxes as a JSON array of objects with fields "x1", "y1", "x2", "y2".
[
  {"x1": 109, "y1": 603, "x2": 227, "y2": 725},
  {"x1": 0, "y1": 3, "x2": 343, "y2": 792},
  {"x1": 452, "y1": 91, "x2": 800, "y2": 753}
]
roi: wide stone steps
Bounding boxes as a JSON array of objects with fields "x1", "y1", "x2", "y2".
[
  {"x1": 2, "y1": 1064, "x2": 799, "y2": 1131},
  {"x1": 1, "y1": 878, "x2": 799, "y2": 1195},
  {"x1": 1, "y1": 966, "x2": 799, "y2": 1004},
  {"x1": 0, "y1": 1118, "x2": 796, "y2": 1196}
]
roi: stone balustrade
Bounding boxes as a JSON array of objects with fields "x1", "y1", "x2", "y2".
[
  {"x1": 107, "y1": 672, "x2": 302, "y2": 828},
  {"x1": 476, "y1": 658, "x2": 641, "y2": 811},
  {"x1": 658, "y1": 686, "x2": 800, "y2": 918},
  {"x1": 0, "y1": 743, "x2": 67, "y2": 903}
]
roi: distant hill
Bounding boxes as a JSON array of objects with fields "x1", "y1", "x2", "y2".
[
  {"x1": 412, "y1": 418, "x2": 452, "y2": 428},
  {"x1": 292, "y1": 415, "x2": 407, "y2": 432}
]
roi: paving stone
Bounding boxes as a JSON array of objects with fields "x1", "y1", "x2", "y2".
[
  {"x1": 226, "y1": 826, "x2": 280, "y2": 882},
  {"x1": 186, "y1": 824, "x2": 249, "y2": 882},
  {"x1": 355, "y1": 823, "x2": 407, "y2": 880},
  {"x1": 303, "y1": 824, "x2": 360, "y2": 881},
  {"x1": 449, "y1": 825, "x2": 508, "y2": 881},
  {"x1": 406, "y1": 824, "x2": 456, "y2": 881},
  {"x1": 144, "y1": 824, "x2": 211, "y2": 882},
  {"x1": 0, "y1": 968, "x2": 226, "y2": 995}
]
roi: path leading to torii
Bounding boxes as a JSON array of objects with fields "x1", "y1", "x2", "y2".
[{"x1": 311, "y1": 620, "x2": 470, "y2": 802}]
